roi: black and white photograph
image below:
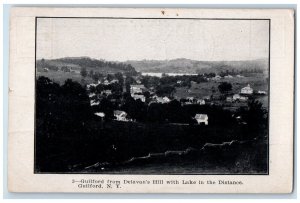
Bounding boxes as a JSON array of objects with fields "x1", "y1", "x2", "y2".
[{"x1": 35, "y1": 17, "x2": 270, "y2": 174}]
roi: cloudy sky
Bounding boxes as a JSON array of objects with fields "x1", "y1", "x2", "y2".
[{"x1": 37, "y1": 18, "x2": 269, "y2": 61}]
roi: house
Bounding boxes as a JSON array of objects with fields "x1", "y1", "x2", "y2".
[
  {"x1": 87, "y1": 83, "x2": 97, "y2": 89},
  {"x1": 90, "y1": 100, "x2": 100, "y2": 106},
  {"x1": 196, "y1": 99, "x2": 205, "y2": 105},
  {"x1": 130, "y1": 85, "x2": 145, "y2": 95},
  {"x1": 194, "y1": 114, "x2": 208, "y2": 125},
  {"x1": 94, "y1": 112, "x2": 105, "y2": 118},
  {"x1": 177, "y1": 80, "x2": 182, "y2": 84},
  {"x1": 257, "y1": 90, "x2": 267, "y2": 95},
  {"x1": 89, "y1": 93, "x2": 96, "y2": 98},
  {"x1": 103, "y1": 90, "x2": 112, "y2": 95},
  {"x1": 114, "y1": 110, "x2": 128, "y2": 121},
  {"x1": 224, "y1": 75, "x2": 233, "y2": 79},
  {"x1": 110, "y1": 79, "x2": 119, "y2": 84},
  {"x1": 103, "y1": 80, "x2": 110, "y2": 85},
  {"x1": 163, "y1": 97, "x2": 171, "y2": 103},
  {"x1": 236, "y1": 74, "x2": 244, "y2": 78},
  {"x1": 186, "y1": 97, "x2": 194, "y2": 102},
  {"x1": 233, "y1": 94, "x2": 241, "y2": 101},
  {"x1": 241, "y1": 84, "x2": 253, "y2": 95},
  {"x1": 239, "y1": 96, "x2": 248, "y2": 102},
  {"x1": 156, "y1": 96, "x2": 170, "y2": 104},
  {"x1": 212, "y1": 75, "x2": 222, "y2": 81},
  {"x1": 132, "y1": 94, "x2": 146, "y2": 102}
]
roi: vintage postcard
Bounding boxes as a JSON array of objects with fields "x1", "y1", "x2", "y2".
[{"x1": 8, "y1": 7, "x2": 294, "y2": 193}]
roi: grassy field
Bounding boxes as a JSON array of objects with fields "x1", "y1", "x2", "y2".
[{"x1": 37, "y1": 70, "x2": 94, "y2": 85}]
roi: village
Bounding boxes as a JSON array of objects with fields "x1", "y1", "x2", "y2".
[{"x1": 86, "y1": 72, "x2": 267, "y2": 126}]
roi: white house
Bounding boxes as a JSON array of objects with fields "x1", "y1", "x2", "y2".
[
  {"x1": 196, "y1": 99, "x2": 206, "y2": 105},
  {"x1": 103, "y1": 80, "x2": 110, "y2": 85},
  {"x1": 241, "y1": 84, "x2": 253, "y2": 95},
  {"x1": 110, "y1": 79, "x2": 119, "y2": 84},
  {"x1": 90, "y1": 100, "x2": 100, "y2": 106},
  {"x1": 239, "y1": 96, "x2": 248, "y2": 102},
  {"x1": 257, "y1": 90, "x2": 267, "y2": 95},
  {"x1": 233, "y1": 94, "x2": 241, "y2": 101},
  {"x1": 132, "y1": 94, "x2": 146, "y2": 102},
  {"x1": 87, "y1": 83, "x2": 97, "y2": 89},
  {"x1": 163, "y1": 96, "x2": 171, "y2": 103},
  {"x1": 194, "y1": 114, "x2": 208, "y2": 125},
  {"x1": 130, "y1": 85, "x2": 145, "y2": 95},
  {"x1": 212, "y1": 75, "x2": 222, "y2": 81},
  {"x1": 156, "y1": 96, "x2": 170, "y2": 104},
  {"x1": 103, "y1": 90, "x2": 112, "y2": 95},
  {"x1": 94, "y1": 112, "x2": 105, "y2": 118},
  {"x1": 89, "y1": 93, "x2": 96, "y2": 98},
  {"x1": 224, "y1": 75, "x2": 233, "y2": 79},
  {"x1": 114, "y1": 110, "x2": 128, "y2": 121},
  {"x1": 233, "y1": 94, "x2": 248, "y2": 102},
  {"x1": 186, "y1": 97, "x2": 194, "y2": 102}
]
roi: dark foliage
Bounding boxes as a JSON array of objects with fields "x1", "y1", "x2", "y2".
[
  {"x1": 54, "y1": 57, "x2": 137, "y2": 75},
  {"x1": 80, "y1": 67, "x2": 87, "y2": 77},
  {"x1": 218, "y1": 82, "x2": 232, "y2": 94},
  {"x1": 156, "y1": 85, "x2": 176, "y2": 97},
  {"x1": 35, "y1": 76, "x2": 268, "y2": 173}
]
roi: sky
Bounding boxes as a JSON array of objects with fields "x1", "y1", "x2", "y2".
[{"x1": 37, "y1": 18, "x2": 269, "y2": 61}]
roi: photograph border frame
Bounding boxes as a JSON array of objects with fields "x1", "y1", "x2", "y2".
[{"x1": 34, "y1": 16, "x2": 271, "y2": 175}]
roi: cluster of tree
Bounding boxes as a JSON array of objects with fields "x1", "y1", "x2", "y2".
[
  {"x1": 80, "y1": 67, "x2": 88, "y2": 77},
  {"x1": 61, "y1": 66, "x2": 71, "y2": 72},
  {"x1": 236, "y1": 100, "x2": 268, "y2": 132},
  {"x1": 81, "y1": 68, "x2": 104, "y2": 82},
  {"x1": 36, "y1": 76, "x2": 93, "y2": 139},
  {"x1": 156, "y1": 85, "x2": 176, "y2": 97},
  {"x1": 203, "y1": 72, "x2": 216, "y2": 78},
  {"x1": 218, "y1": 82, "x2": 232, "y2": 94},
  {"x1": 239, "y1": 68, "x2": 264, "y2": 74},
  {"x1": 141, "y1": 74, "x2": 207, "y2": 88},
  {"x1": 125, "y1": 76, "x2": 137, "y2": 93},
  {"x1": 218, "y1": 68, "x2": 264, "y2": 77},
  {"x1": 55, "y1": 57, "x2": 137, "y2": 75},
  {"x1": 89, "y1": 82, "x2": 123, "y2": 95}
]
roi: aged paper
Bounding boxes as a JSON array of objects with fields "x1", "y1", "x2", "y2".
[{"x1": 8, "y1": 7, "x2": 294, "y2": 193}]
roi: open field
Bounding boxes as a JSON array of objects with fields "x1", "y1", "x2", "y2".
[{"x1": 37, "y1": 70, "x2": 94, "y2": 85}]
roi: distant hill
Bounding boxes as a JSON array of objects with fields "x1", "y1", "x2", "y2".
[
  {"x1": 36, "y1": 57, "x2": 137, "y2": 75},
  {"x1": 126, "y1": 58, "x2": 269, "y2": 74},
  {"x1": 37, "y1": 57, "x2": 268, "y2": 77}
]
